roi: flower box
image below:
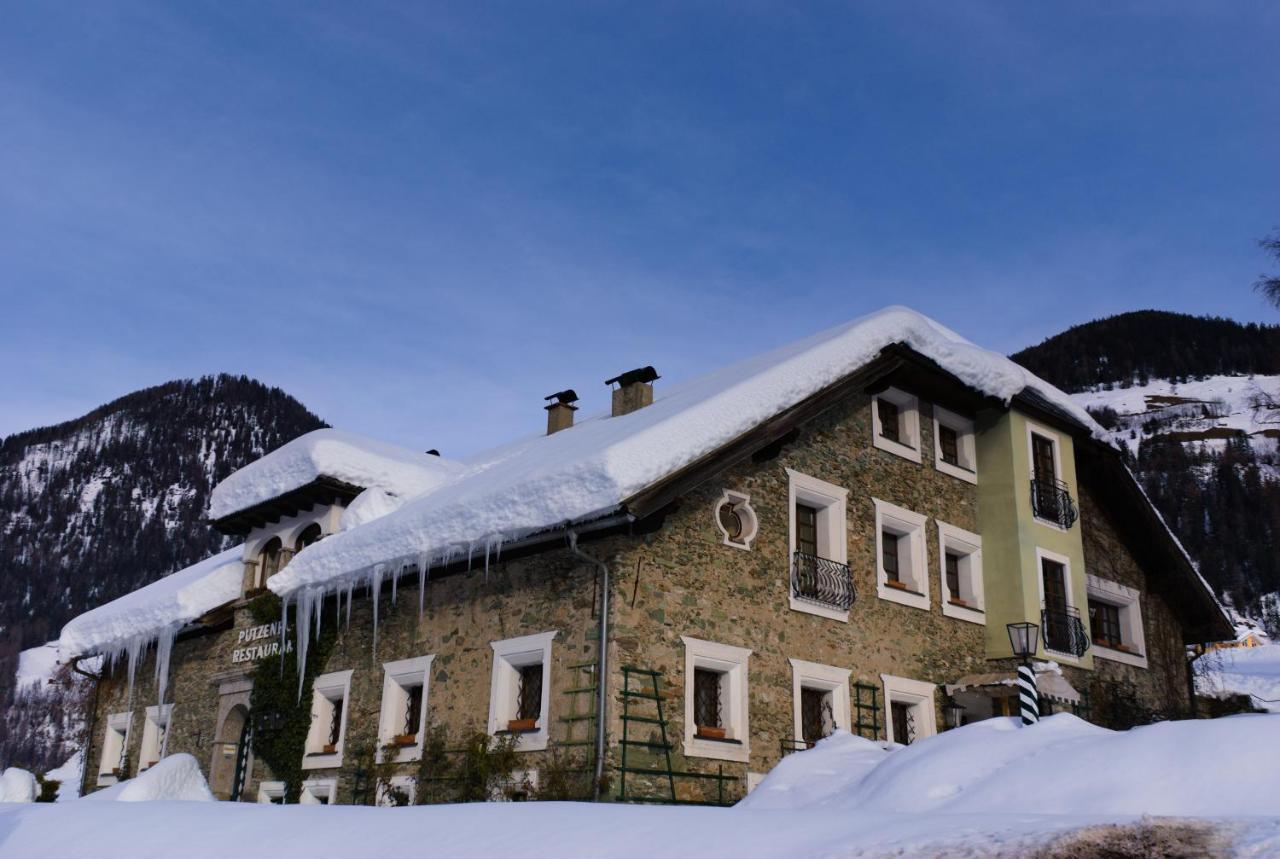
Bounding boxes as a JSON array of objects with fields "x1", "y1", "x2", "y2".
[
  {"x1": 695, "y1": 725, "x2": 727, "y2": 740},
  {"x1": 506, "y1": 718, "x2": 538, "y2": 733},
  {"x1": 322, "y1": 744, "x2": 337, "y2": 754},
  {"x1": 391, "y1": 733, "x2": 418, "y2": 747},
  {"x1": 885, "y1": 580, "x2": 908, "y2": 590},
  {"x1": 948, "y1": 597, "x2": 968, "y2": 607}
]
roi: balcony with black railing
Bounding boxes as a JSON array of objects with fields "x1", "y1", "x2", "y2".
[
  {"x1": 791, "y1": 551, "x2": 855, "y2": 612},
  {"x1": 1041, "y1": 605, "x2": 1090, "y2": 657},
  {"x1": 1030, "y1": 477, "x2": 1079, "y2": 529}
]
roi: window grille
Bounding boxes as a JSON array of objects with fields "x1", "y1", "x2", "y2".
[
  {"x1": 693, "y1": 668, "x2": 722, "y2": 730},
  {"x1": 327, "y1": 697, "x2": 343, "y2": 747},
  {"x1": 852, "y1": 682, "x2": 881, "y2": 740},
  {"x1": 404, "y1": 684, "x2": 424, "y2": 736},
  {"x1": 890, "y1": 701, "x2": 915, "y2": 745},
  {"x1": 517, "y1": 664, "x2": 543, "y2": 723}
]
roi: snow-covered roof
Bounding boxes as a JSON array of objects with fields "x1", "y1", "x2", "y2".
[
  {"x1": 59, "y1": 545, "x2": 244, "y2": 659},
  {"x1": 208, "y1": 429, "x2": 465, "y2": 522},
  {"x1": 269, "y1": 306, "x2": 1104, "y2": 599}
]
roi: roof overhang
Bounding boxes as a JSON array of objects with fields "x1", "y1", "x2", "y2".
[{"x1": 211, "y1": 476, "x2": 365, "y2": 536}]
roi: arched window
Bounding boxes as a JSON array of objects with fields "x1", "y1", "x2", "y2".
[
  {"x1": 295, "y1": 523, "x2": 323, "y2": 553},
  {"x1": 259, "y1": 537, "x2": 283, "y2": 585}
]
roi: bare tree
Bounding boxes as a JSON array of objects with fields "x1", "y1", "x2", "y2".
[{"x1": 1257, "y1": 230, "x2": 1280, "y2": 308}]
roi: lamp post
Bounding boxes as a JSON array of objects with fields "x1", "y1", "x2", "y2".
[
  {"x1": 943, "y1": 699, "x2": 966, "y2": 730},
  {"x1": 1006, "y1": 621, "x2": 1040, "y2": 726}
]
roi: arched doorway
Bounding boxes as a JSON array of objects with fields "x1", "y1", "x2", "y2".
[{"x1": 210, "y1": 704, "x2": 251, "y2": 800}]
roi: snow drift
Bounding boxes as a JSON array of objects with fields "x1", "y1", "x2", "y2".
[
  {"x1": 743, "y1": 713, "x2": 1280, "y2": 817},
  {"x1": 82, "y1": 754, "x2": 213, "y2": 803}
]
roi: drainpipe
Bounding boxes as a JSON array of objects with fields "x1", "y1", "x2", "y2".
[
  {"x1": 70, "y1": 655, "x2": 105, "y2": 797},
  {"x1": 570, "y1": 539, "x2": 610, "y2": 801}
]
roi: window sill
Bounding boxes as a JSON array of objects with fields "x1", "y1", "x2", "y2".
[
  {"x1": 495, "y1": 727, "x2": 541, "y2": 736},
  {"x1": 877, "y1": 582, "x2": 930, "y2": 611},
  {"x1": 789, "y1": 596, "x2": 849, "y2": 623},
  {"x1": 1093, "y1": 644, "x2": 1148, "y2": 669},
  {"x1": 685, "y1": 735, "x2": 750, "y2": 763},
  {"x1": 1032, "y1": 515, "x2": 1070, "y2": 533},
  {"x1": 302, "y1": 750, "x2": 343, "y2": 770},
  {"x1": 694, "y1": 734, "x2": 742, "y2": 745},
  {"x1": 873, "y1": 435, "x2": 923, "y2": 464},
  {"x1": 941, "y1": 600, "x2": 985, "y2": 625},
  {"x1": 935, "y1": 459, "x2": 978, "y2": 484}
]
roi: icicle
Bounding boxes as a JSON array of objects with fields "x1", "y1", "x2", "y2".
[
  {"x1": 493, "y1": 533, "x2": 504, "y2": 564},
  {"x1": 346, "y1": 581, "x2": 354, "y2": 627},
  {"x1": 124, "y1": 634, "x2": 148, "y2": 705},
  {"x1": 466, "y1": 541, "x2": 475, "y2": 570},
  {"x1": 279, "y1": 594, "x2": 290, "y2": 676},
  {"x1": 314, "y1": 586, "x2": 324, "y2": 641},
  {"x1": 484, "y1": 539, "x2": 491, "y2": 582},
  {"x1": 391, "y1": 565, "x2": 398, "y2": 605},
  {"x1": 153, "y1": 624, "x2": 178, "y2": 706},
  {"x1": 370, "y1": 565, "x2": 385, "y2": 654},
  {"x1": 296, "y1": 589, "x2": 313, "y2": 700},
  {"x1": 417, "y1": 550, "x2": 431, "y2": 618}
]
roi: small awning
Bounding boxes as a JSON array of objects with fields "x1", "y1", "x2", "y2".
[{"x1": 946, "y1": 669, "x2": 1081, "y2": 704}]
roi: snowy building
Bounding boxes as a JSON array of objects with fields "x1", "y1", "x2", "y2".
[{"x1": 61, "y1": 307, "x2": 1232, "y2": 805}]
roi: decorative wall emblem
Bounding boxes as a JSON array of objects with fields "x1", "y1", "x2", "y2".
[{"x1": 714, "y1": 490, "x2": 757, "y2": 550}]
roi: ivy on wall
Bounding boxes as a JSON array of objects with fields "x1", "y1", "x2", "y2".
[{"x1": 247, "y1": 593, "x2": 337, "y2": 803}]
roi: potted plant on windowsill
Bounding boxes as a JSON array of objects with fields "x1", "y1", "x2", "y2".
[
  {"x1": 322, "y1": 743, "x2": 337, "y2": 754},
  {"x1": 391, "y1": 733, "x2": 418, "y2": 747},
  {"x1": 885, "y1": 580, "x2": 908, "y2": 591},
  {"x1": 948, "y1": 597, "x2": 968, "y2": 607},
  {"x1": 695, "y1": 725, "x2": 726, "y2": 740},
  {"x1": 506, "y1": 718, "x2": 538, "y2": 733}
]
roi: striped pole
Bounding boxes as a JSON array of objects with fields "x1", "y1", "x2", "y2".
[{"x1": 1017, "y1": 663, "x2": 1039, "y2": 725}]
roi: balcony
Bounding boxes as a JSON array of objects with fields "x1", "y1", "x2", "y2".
[
  {"x1": 1041, "y1": 605, "x2": 1090, "y2": 657},
  {"x1": 1030, "y1": 477, "x2": 1079, "y2": 529},
  {"x1": 791, "y1": 551, "x2": 855, "y2": 612}
]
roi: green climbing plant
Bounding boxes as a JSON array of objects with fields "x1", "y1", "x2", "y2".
[{"x1": 247, "y1": 592, "x2": 338, "y2": 803}]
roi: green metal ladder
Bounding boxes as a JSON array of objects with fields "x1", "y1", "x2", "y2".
[{"x1": 618, "y1": 666, "x2": 677, "y2": 803}]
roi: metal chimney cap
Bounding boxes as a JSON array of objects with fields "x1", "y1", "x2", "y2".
[
  {"x1": 604, "y1": 366, "x2": 659, "y2": 387},
  {"x1": 544, "y1": 389, "x2": 579, "y2": 405}
]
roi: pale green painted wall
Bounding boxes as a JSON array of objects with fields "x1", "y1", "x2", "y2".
[{"x1": 976, "y1": 409, "x2": 1092, "y2": 667}]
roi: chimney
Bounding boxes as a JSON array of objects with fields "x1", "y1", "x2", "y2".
[
  {"x1": 605, "y1": 366, "x2": 659, "y2": 417},
  {"x1": 544, "y1": 389, "x2": 579, "y2": 435}
]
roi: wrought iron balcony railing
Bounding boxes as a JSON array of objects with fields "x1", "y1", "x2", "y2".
[
  {"x1": 1041, "y1": 605, "x2": 1090, "y2": 657},
  {"x1": 791, "y1": 551, "x2": 855, "y2": 612},
  {"x1": 1030, "y1": 477, "x2": 1079, "y2": 529}
]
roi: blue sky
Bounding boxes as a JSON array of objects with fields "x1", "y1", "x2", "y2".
[{"x1": 2, "y1": 2, "x2": 1277, "y2": 456}]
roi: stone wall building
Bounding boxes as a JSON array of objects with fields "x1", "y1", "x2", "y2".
[{"x1": 64, "y1": 308, "x2": 1231, "y2": 806}]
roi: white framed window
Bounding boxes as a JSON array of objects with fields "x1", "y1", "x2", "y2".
[
  {"x1": 789, "y1": 658, "x2": 851, "y2": 748},
  {"x1": 881, "y1": 674, "x2": 937, "y2": 746},
  {"x1": 303, "y1": 669, "x2": 353, "y2": 770},
  {"x1": 713, "y1": 489, "x2": 758, "y2": 550},
  {"x1": 787, "y1": 469, "x2": 850, "y2": 621},
  {"x1": 138, "y1": 704, "x2": 173, "y2": 771},
  {"x1": 488, "y1": 631, "x2": 556, "y2": 752},
  {"x1": 377, "y1": 655, "x2": 435, "y2": 763},
  {"x1": 97, "y1": 711, "x2": 132, "y2": 784},
  {"x1": 937, "y1": 521, "x2": 984, "y2": 624},
  {"x1": 1087, "y1": 575, "x2": 1148, "y2": 669},
  {"x1": 1027, "y1": 421, "x2": 1070, "y2": 531},
  {"x1": 257, "y1": 780, "x2": 287, "y2": 804},
  {"x1": 681, "y1": 636, "x2": 751, "y2": 763},
  {"x1": 300, "y1": 778, "x2": 337, "y2": 805},
  {"x1": 377, "y1": 775, "x2": 417, "y2": 807},
  {"x1": 933, "y1": 406, "x2": 977, "y2": 483},
  {"x1": 1036, "y1": 547, "x2": 1082, "y2": 663},
  {"x1": 872, "y1": 387, "x2": 922, "y2": 463},
  {"x1": 873, "y1": 498, "x2": 929, "y2": 610}
]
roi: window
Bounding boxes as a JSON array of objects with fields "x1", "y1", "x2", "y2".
[
  {"x1": 1037, "y1": 548, "x2": 1088, "y2": 659},
  {"x1": 488, "y1": 631, "x2": 556, "y2": 751},
  {"x1": 1027, "y1": 423, "x2": 1077, "y2": 529},
  {"x1": 713, "y1": 490, "x2": 758, "y2": 550},
  {"x1": 681, "y1": 636, "x2": 751, "y2": 763},
  {"x1": 295, "y1": 522, "x2": 323, "y2": 552},
  {"x1": 300, "y1": 778, "x2": 336, "y2": 805},
  {"x1": 787, "y1": 470, "x2": 851, "y2": 620},
  {"x1": 881, "y1": 675, "x2": 937, "y2": 746},
  {"x1": 138, "y1": 704, "x2": 172, "y2": 771},
  {"x1": 936, "y1": 521, "x2": 984, "y2": 623},
  {"x1": 98, "y1": 712, "x2": 132, "y2": 784},
  {"x1": 1086, "y1": 575, "x2": 1148, "y2": 668},
  {"x1": 303, "y1": 670, "x2": 353, "y2": 770},
  {"x1": 873, "y1": 499, "x2": 929, "y2": 610},
  {"x1": 871, "y1": 388, "x2": 922, "y2": 463},
  {"x1": 257, "y1": 781, "x2": 287, "y2": 804},
  {"x1": 789, "y1": 658, "x2": 851, "y2": 749},
  {"x1": 378, "y1": 655, "x2": 434, "y2": 762},
  {"x1": 933, "y1": 406, "x2": 977, "y2": 483}
]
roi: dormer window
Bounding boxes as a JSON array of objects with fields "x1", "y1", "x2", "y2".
[{"x1": 871, "y1": 388, "x2": 922, "y2": 463}]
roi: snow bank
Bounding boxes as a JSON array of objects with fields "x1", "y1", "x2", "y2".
[
  {"x1": 58, "y1": 546, "x2": 244, "y2": 664},
  {"x1": 15, "y1": 642, "x2": 61, "y2": 690},
  {"x1": 272, "y1": 307, "x2": 1104, "y2": 599},
  {"x1": 744, "y1": 713, "x2": 1280, "y2": 817},
  {"x1": 208, "y1": 429, "x2": 465, "y2": 521},
  {"x1": 0, "y1": 768, "x2": 37, "y2": 803},
  {"x1": 45, "y1": 752, "x2": 84, "y2": 801},
  {"x1": 83, "y1": 754, "x2": 213, "y2": 802}
]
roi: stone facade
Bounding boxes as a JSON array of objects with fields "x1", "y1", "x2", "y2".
[{"x1": 80, "y1": 383, "x2": 1204, "y2": 805}]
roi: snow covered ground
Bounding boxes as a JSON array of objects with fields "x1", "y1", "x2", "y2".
[
  {"x1": 0, "y1": 714, "x2": 1276, "y2": 857},
  {"x1": 1198, "y1": 644, "x2": 1280, "y2": 713}
]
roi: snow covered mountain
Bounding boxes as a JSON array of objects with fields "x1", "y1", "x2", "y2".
[
  {"x1": 1012, "y1": 311, "x2": 1280, "y2": 634},
  {"x1": 0, "y1": 375, "x2": 325, "y2": 771}
]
